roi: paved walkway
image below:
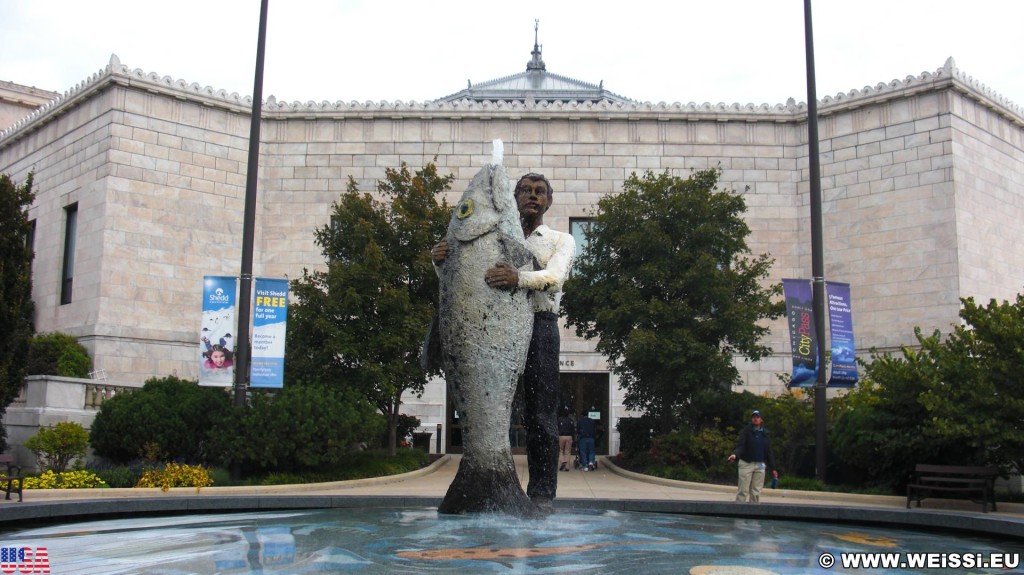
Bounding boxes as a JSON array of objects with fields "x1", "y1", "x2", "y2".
[
  {"x1": 9, "y1": 454, "x2": 1023, "y2": 517},
  {"x1": 6, "y1": 456, "x2": 1023, "y2": 575},
  {"x1": 4, "y1": 454, "x2": 1024, "y2": 542}
]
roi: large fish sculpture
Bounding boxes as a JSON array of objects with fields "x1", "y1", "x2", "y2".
[{"x1": 432, "y1": 144, "x2": 537, "y2": 516}]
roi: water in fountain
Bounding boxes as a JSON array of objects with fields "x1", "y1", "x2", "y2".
[{"x1": 3, "y1": 507, "x2": 1022, "y2": 574}]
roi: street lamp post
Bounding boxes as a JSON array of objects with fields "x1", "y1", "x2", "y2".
[
  {"x1": 803, "y1": 0, "x2": 829, "y2": 482},
  {"x1": 233, "y1": 0, "x2": 270, "y2": 409}
]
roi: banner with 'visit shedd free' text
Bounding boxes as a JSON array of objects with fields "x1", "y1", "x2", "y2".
[{"x1": 250, "y1": 277, "x2": 289, "y2": 388}]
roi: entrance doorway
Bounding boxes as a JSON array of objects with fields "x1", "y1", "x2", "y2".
[{"x1": 559, "y1": 372, "x2": 611, "y2": 455}]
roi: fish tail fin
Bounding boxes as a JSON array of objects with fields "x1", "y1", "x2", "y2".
[{"x1": 438, "y1": 456, "x2": 538, "y2": 517}]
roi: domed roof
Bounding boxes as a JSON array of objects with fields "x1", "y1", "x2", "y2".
[{"x1": 436, "y1": 21, "x2": 633, "y2": 105}]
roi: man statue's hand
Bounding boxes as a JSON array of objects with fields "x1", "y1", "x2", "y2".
[
  {"x1": 431, "y1": 240, "x2": 449, "y2": 264},
  {"x1": 485, "y1": 262, "x2": 519, "y2": 290}
]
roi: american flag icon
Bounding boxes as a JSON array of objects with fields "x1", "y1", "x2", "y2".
[{"x1": 0, "y1": 546, "x2": 50, "y2": 573}]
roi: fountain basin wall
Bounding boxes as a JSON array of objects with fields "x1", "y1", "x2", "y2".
[
  {"x1": 3, "y1": 495, "x2": 1024, "y2": 539},
  {"x1": 3, "y1": 499, "x2": 1024, "y2": 575}
]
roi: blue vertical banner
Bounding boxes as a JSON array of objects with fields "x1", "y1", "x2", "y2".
[
  {"x1": 783, "y1": 278, "x2": 818, "y2": 387},
  {"x1": 199, "y1": 276, "x2": 237, "y2": 386},
  {"x1": 250, "y1": 277, "x2": 289, "y2": 388},
  {"x1": 826, "y1": 281, "x2": 859, "y2": 387}
]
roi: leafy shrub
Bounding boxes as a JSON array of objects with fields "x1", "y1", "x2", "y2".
[
  {"x1": 210, "y1": 384, "x2": 383, "y2": 473},
  {"x1": 21, "y1": 469, "x2": 108, "y2": 489},
  {"x1": 661, "y1": 388, "x2": 824, "y2": 481},
  {"x1": 688, "y1": 427, "x2": 735, "y2": 480},
  {"x1": 373, "y1": 413, "x2": 421, "y2": 448},
  {"x1": 758, "y1": 391, "x2": 816, "y2": 476},
  {"x1": 624, "y1": 428, "x2": 735, "y2": 483},
  {"x1": 90, "y1": 461, "x2": 159, "y2": 488},
  {"x1": 89, "y1": 375, "x2": 229, "y2": 464},
  {"x1": 645, "y1": 433, "x2": 691, "y2": 467},
  {"x1": 24, "y1": 421, "x2": 90, "y2": 472},
  {"x1": 258, "y1": 471, "x2": 314, "y2": 485},
  {"x1": 27, "y1": 332, "x2": 91, "y2": 377},
  {"x1": 644, "y1": 464, "x2": 709, "y2": 483},
  {"x1": 135, "y1": 462, "x2": 213, "y2": 492},
  {"x1": 332, "y1": 448, "x2": 429, "y2": 479},
  {"x1": 829, "y1": 368, "x2": 974, "y2": 491},
  {"x1": 617, "y1": 416, "x2": 659, "y2": 455},
  {"x1": 776, "y1": 475, "x2": 827, "y2": 492},
  {"x1": 255, "y1": 448, "x2": 429, "y2": 485},
  {"x1": 208, "y1": 467, "x2": 232, "y2": 487},
  {"x1": 397, "y1": 414, "x2": 422, "y2": 444}
]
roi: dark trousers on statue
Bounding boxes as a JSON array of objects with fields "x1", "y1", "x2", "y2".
[{"x1": 523, "y1": 311, "x2": 560, "y2": 501}]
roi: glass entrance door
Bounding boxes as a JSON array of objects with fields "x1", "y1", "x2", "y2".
[{"x1": 558, "y1": 372, "x2": 611, "y2": 455}]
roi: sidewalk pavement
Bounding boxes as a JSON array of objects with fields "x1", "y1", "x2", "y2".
[
  {"x1": 6, "y1": 454, "x2": 1022, "y2": 511},
  {"x1": 4, "y1": 454, "x2": 1023, "y2": 537}
]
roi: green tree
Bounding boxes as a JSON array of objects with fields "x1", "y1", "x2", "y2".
[
  {"x1": 562, "y1": 169, "x2": 784, "y2": 432},
  {"x1": 754, "y1": 391, "x2": 815, "y2": 476},
  {"x1": 27, "y1": 332, "x2": 92, "y2": 378},
  {"x1": 287, "y1": 162, "x2": 452, "y2": 455},
  {"x1": 830, "y1": 339, "x2": 974, "y2": 489},
  {"x1": 918, "y1": 294, "x2": 1024, "y2": 474},
  {"x1": 89, "y1": 375, "x2": 229, "y2": 464},
  {"x1": 24, "y1": 421, "x2": 90, "y2": 472},
  {"x1": 834, "y1": 293, "x2": 1024, "y2": 489},
  {"x1": 0, "y1": 173, "x2": 36, "y2": 453}
]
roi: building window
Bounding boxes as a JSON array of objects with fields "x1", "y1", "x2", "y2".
[
  {"x1": 327, "y1": 215, "x2": 341, "y2": 263},
  {"x1": 569, "y1": 218, "x2": 594, "y2": 262},
  {"x1": 60, "y1": 203, "x2": 77, "y2": 305},
  {"x1": 27, "y1": 219, "x2": 36, "y2": 275}
]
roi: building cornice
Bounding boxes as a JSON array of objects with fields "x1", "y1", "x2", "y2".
[
  {"x1": 2, "y1": 56, "x2": 1021, "y2": 149},
  {"x1": 0, "y1": 81, "x2": 60, "y2": 107}
]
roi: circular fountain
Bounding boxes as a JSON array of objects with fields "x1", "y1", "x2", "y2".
[{"x1": 3, "y1": 504, "x2": 1022, "y2": 574}]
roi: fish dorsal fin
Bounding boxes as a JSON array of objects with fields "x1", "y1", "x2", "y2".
[{"x1": 498, "y1": 230, "x2": 535, "y2": 269}]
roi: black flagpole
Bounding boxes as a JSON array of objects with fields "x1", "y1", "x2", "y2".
[{"x1": 234, "y1": 0, "x2": 269, "y2": 409}]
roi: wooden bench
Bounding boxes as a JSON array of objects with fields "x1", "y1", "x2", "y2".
[
  {"x1": 0, "y1": 454, "x2": 24, "y2": 502},
  {"x1": 906, "y1": 464, "x2": 998, "y2": 513}
]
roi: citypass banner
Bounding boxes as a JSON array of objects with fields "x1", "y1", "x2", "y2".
[
  {"x1": 199, "y1": 276, "x2": 237, "y2": 387},
  {"x1": 783, "y1": 278, "x2": 818, "y2": 387},
  {"x1": 250, "y1": 277, "x2": 289, "y2": 388},
  {"x1": 826, "y1": 281, "x2": 859, "y2": 387}
]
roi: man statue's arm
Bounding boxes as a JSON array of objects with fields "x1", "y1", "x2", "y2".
[{"x1": 517, "y1": 233, "x2": 575, "y2": 292}]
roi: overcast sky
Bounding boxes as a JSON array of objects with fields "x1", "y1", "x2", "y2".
[{"x1": 2, "y1": 0, "x2": 1023, "y2": 109}]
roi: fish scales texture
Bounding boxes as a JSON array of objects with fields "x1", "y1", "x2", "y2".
[{"x1": 437, "y1": 163, "x2": 537, "y2": 516}]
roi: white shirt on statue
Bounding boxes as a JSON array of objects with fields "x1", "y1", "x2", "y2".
[{"x1": 518, "y1": 225, "x2": 576, "y2": 314}]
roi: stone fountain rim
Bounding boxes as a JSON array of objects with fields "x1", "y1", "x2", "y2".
[{"x1": 2, "y1": 493, "x2": 1022, "y2": 540}]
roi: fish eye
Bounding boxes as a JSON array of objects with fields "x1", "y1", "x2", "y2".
[{"x1": 457, "y1": 199, "x2": 474, "y2": 219}]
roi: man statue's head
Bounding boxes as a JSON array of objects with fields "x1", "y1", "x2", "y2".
[{"x1": 515, "y1": 173, "x2": 553, "y2": 216}]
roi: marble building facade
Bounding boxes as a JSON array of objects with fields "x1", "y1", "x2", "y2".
[{"x1": 1, "y1": 52, "x2": 1022, "y2": 454}]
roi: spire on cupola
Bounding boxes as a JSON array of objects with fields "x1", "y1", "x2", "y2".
[{"x1": 526, "y1": 19, "x2": 546, "y2": 71}]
